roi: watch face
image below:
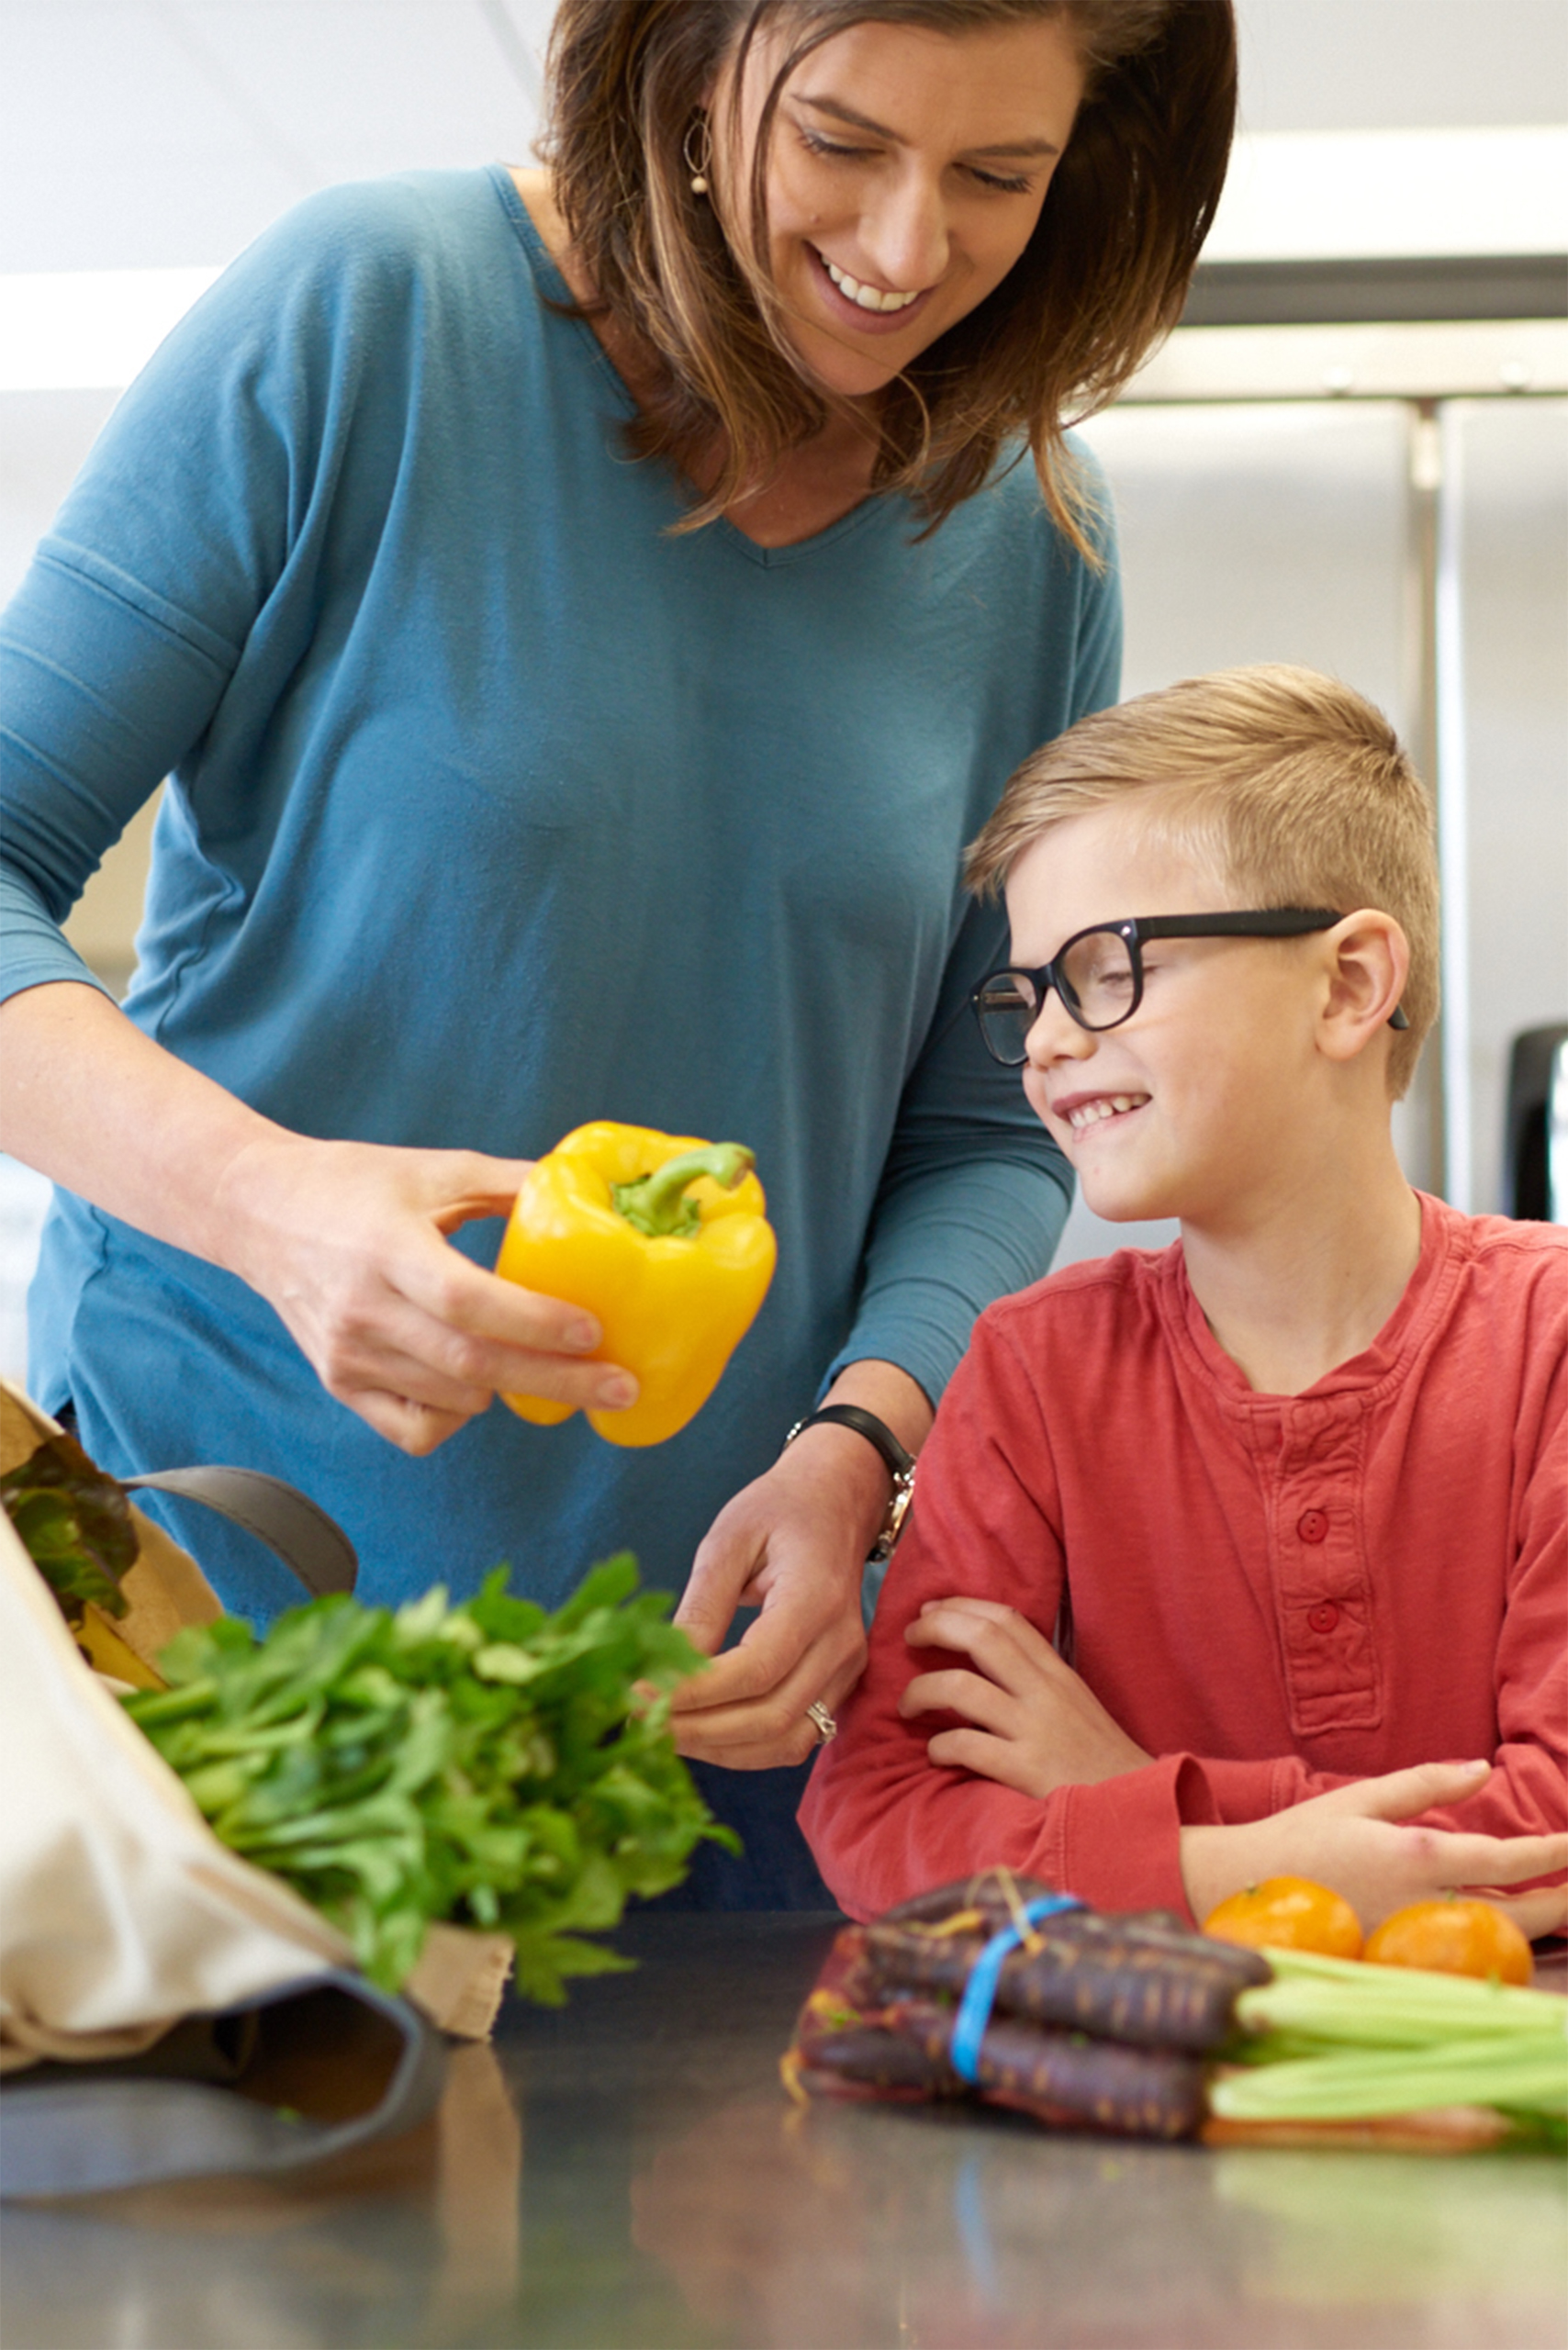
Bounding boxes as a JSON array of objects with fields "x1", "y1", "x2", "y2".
[{"x1": 868, "y1": 1476, "x2": 915, "y2": 1564}]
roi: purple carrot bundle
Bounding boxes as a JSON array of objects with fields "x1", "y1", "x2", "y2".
[{"x1": 783, "y1": 1869, "x2": 1271, "y2": 2143}]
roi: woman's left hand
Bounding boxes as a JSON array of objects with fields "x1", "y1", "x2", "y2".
[
  {"x1": 670, "y1": 1366, "x2": 930, "y2": 1768},
  {"x1": 902, "y1": 1595, "x2": 1151, "y2": 1797}
]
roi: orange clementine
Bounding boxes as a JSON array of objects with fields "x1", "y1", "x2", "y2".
[
  {"x1": 1202, "y1": 1875, "x2": 1364, "y2": 1959},
  {"x1": 1362, "y1": 1898, "x2": 1533, "y2": 1986}
]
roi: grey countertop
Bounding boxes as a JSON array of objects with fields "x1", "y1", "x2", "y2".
[{"x1": 5, "y1": 1914, "x2": 1565, "y2": 2350}]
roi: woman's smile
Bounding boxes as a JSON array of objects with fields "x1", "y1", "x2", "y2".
[{"x1": 807, "y1": 241, "x2": 938, "y2": 331}]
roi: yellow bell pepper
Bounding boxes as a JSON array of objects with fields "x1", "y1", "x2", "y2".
[{"x1": 494, "y1": 1122, "x2": 777, "y2": 1449}]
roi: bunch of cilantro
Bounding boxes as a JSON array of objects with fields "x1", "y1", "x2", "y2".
[{"x1": 122, "y1": 1554, "x2": 736, "y2": 1999}]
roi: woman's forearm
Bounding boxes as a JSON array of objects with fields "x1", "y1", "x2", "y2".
[
  {"x1": 823, "y1": 1359, "x2": 934, "y2": 1454},
  {"x1": 0, "y1": 978, "x2": 641, "y2": 1452},
  {"x1": 0, "y1": 979, "x2": 286, "y2": 1273}
]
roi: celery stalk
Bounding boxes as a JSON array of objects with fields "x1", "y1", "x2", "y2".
[
  {"x1": 1211, "y1": 1945, "x2": 1568, "y2": 2126},
  {"x1": 1234, "y1": 1947, "x2": 1565, "y2": 2048},
  {"x1": 1211, "y1": 2035, "x2": 1568, "y2": 2122}
]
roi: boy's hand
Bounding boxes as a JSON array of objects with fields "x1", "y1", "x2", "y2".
[
  {"x1": 1181, "y1": 1762, "x2": 1568, "y2": 1937},
  {"x1": 902, "y1": 1595, "x2": 1151, "y2": 1797}
]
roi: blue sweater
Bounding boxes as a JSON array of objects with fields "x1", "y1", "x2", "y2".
[{"x1": 0, "y1": 167, "x2": 1118, "y2": 1623}]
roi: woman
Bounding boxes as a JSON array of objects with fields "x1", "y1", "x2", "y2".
[{"x1": 0, "y1": 0, "x2": 1234, "y2": 1899}]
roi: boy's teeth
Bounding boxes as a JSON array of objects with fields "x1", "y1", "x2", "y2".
[
  {"x1": 1068, "y1": 1094, "x2": 1148, "y2": 1130},
  {"x1": 821, "y1": 254, "x2": 920, "y2": 312}
]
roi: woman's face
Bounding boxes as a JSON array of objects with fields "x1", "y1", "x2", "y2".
[{"x1": 714, "y1": 12, "x2": 1087, "y2": 400}]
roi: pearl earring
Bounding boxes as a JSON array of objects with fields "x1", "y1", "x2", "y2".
[{"x1": 684, "y1": 118, "x2": 711, "y2": 196}]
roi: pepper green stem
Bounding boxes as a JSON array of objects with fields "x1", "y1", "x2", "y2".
[{"x1": 611, "y1": 1145, "x2": 755, "y2": 1239}]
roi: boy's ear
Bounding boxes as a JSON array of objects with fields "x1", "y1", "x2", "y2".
[{"x1": 1316, "y1": 911, "x2": 1411, "y2": 1064}]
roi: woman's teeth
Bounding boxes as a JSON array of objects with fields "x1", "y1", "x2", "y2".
[
  {"x1": 820, "y1": 253, "x2": 921, "y2": 312},
  {"x1": 1068, "y1": 1095, "x2": 1148, "y2": 1131}
]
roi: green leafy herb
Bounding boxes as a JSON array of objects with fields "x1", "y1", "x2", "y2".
[
  {"x1": 2, "y1": 1433, "x2": 138, "y2": 1628},
  {"x1": 123, "y1": 1553, "x2": 738, "y2": 1999}
]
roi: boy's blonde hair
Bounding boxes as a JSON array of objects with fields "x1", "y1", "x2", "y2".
[{"x1": 965, "y1": 665, "x2": 1439, "y2": 1096}]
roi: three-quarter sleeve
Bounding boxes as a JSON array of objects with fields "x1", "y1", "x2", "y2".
[
  {"x1": 0, "y1": 179, "x2": 421, "y2": 1012},
  {"x1": 825, "y1": 504, "x2": 1121, "y2": 1403}
]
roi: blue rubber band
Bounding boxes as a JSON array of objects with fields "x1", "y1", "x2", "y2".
[{"x1": 948, "y1": 1894, "x2": 1083, "y2": 2084}]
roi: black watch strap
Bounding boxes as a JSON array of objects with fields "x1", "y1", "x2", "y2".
[
  {"x1": 783, "y1": 1404, "x2": 915, "y2": 1483},
  {"x1": 784, "y1": 1405, "x2": 918, "y2": 1564}
]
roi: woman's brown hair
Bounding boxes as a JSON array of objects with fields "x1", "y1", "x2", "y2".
[{"x1": 542, "y1": 0, "x2": 1236, "y2": 545}]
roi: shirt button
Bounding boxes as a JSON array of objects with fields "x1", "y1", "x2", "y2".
[
  {"x1": 1307, "y1": 1602, "x2": 1340, "y2": 1634},
  {"x1": 1297, "y1": 1508, "x2": 1329, "y2": 1544}
]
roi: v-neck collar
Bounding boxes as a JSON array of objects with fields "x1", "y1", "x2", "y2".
[{"x1": 488, "y1": 163, "x2": 899, "y2": 569}]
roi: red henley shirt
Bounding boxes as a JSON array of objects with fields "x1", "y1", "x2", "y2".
[{"x1": 801, "y1": 1194, "x2": 1567, "y2": 1923}]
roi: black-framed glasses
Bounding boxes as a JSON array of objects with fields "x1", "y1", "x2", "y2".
[{"x1": 971, "y1": 909, "x2": 1410, "y2": 1066}]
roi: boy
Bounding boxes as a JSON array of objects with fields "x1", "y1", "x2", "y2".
[{"x1": 801, "y1": 666, "x2": 1566, "y2": 1934}]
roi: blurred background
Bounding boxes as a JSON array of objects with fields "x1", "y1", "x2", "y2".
[{"x1": 1, "y1": 0, "x2": 1564, "y2": 1374}]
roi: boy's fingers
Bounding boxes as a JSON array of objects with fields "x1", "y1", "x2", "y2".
[
  {"x1": 919, "y1": 1595, "x2": 1021, "y2": 1626},
  {"x1": 1446, "y1": 1831, "x2": 1568, "y2": 1886},
  {"x1": 900, "y1": 1667, "x2": 1016, "y2": 1735},
  {"x1": 1327, "y1": 1759, "x2": 1492, "y2": 1820},
  {"x1": 924, "y1": 1725, "x2": 1038, "y2": 1795},
  {"x1": 1484, "y1": 1885, "x2": 1568, "y2": 1941},
  {"x1": 906, "y1": 1604, "x2": 1048, "y2": 1693},
  {"x1": 916, "y1": 1596, "x2": 1055, "y2": 1652}
]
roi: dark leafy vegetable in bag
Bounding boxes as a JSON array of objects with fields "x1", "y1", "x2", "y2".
[
  {"x1": 2, "y1": 1432, "x2": 138, "y2": 1628},
  {"x1": 123, "y1": 1553, "x2": 736, "y2": 1999}
]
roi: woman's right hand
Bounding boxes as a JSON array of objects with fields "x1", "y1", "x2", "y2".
[
  {"x1": 2, "y1": 982, "x2": 634, "y2": 1455},
  {"x1": 214, "y1": 1132, "x2": 638, "y2": 1454}
]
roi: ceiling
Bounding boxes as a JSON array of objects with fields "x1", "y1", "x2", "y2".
[{"x1": 3, "y1": 0, "x2": 1564, "y2": 274}]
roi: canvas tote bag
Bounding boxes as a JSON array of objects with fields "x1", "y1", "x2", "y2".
[{"x1": 0, "y1": 1386, "x2": 455, "y2": 2196}]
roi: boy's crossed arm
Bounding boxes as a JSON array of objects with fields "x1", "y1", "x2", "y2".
[
  {"x1": 801, "y1": 1254, "x2": 1567, "y2": 1937},
  {"x1": 902, "y1": 1593, "x2": 1568, "y2": 1939}
]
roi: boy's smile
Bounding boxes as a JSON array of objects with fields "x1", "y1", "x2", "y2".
[{"x1": 1052, "y1": 1088, "x2": 1152, "y2": 1134}]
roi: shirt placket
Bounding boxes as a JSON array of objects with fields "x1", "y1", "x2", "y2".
[{"x1": 1260, "y1": 1396, "x2": 1383, "y2": 1736}]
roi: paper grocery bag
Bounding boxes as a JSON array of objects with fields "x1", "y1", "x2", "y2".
[{"x1": 0, "y1": 1380, "x2": 359, "y2": 1683}]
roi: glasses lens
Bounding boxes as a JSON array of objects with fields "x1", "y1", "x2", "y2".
[
  {"x1": 1059, "y1": 929, "x2": 1137, "y2": 1030},
  {"x1": 974, "y1": 971, "x2": 1039, "y2": 1065}
]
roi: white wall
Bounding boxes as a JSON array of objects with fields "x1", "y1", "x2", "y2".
[{"x1": 3, "y1": 2, "x2": 1562, "y2": 278}]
